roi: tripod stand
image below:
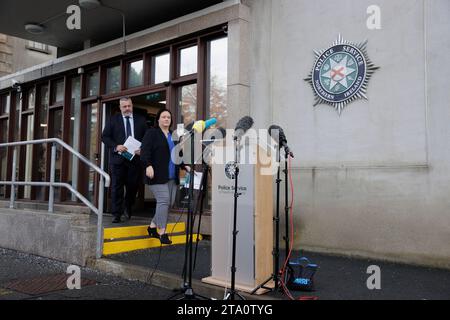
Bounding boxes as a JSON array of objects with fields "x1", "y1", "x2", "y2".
[
  {"x1": 224, "y1": 136, "x2": 246, "y2": 301},
  {"x1": 169, "y1": 129, "x2": 209, "y2": 300},
  {"x1": 180, "y1": 162, "x2": 210, "y2": 282},
  {"x1": 250, "y1": 143, "x2": 283, "y2": 294},
  {"x1": 251, "y1": 144, "x2": 293, "y2": 295},
  {"x1": 192, "y1": 163, "x2": 210, "y2": 271},
  {"x1": 283, "y1": 153, "x2": 291, "y2": 267}
]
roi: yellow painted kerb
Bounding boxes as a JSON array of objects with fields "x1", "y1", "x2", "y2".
[
  {"x1": 103, "y1": 234, "x2": 203, "y2": 255},
  {"x1": 104, "y1": 222, "x2": 185, "y2": 240}
]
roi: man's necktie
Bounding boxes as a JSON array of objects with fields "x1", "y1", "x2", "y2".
[{"x1": 125, "y1": 116, "x2": 132, "y2": 138}]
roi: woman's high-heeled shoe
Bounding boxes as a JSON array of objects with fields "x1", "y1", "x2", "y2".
[{"x1": 147, "y1": 226, "x2": 159, "y2": 239}]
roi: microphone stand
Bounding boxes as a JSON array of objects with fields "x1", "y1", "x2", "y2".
[
  {"x1": 168, "y1": 129, "x2": 208, "y2": 300},
  {"x1": 224, "y1": 135, "x2": 246, "y2": 301},
  {"x1": 180, "y1": 131, "x2": 217, "y2": 280},
  {"x1": 193, "y1": 135, "x2": 226, "y2": 271},
  {"x1": 192, "y1": 151, "x2": 211, "y2": 271}
]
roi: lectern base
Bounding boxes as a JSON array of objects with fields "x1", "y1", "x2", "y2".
[{"x1": 201, "y1": 276, "x2": 274, "y2": 296}]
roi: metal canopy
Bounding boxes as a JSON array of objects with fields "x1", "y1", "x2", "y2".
[{"x1": 0, "y1": 0, "x2": 223, "y2": 53}]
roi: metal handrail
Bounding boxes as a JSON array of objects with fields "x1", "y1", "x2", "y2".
[{"x1": 0, "y1": 138, "x2": 110, "y2": 259}]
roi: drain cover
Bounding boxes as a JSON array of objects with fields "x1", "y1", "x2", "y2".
[
  {"x1": 4, "y1": 274, "x2": 97, "y2": 295},
  {"x1": 0, "y1": 288, "x2": 13, "y2": 296}
]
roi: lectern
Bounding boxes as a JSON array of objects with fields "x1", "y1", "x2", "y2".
[{"x1": 202, "y1": 137, "x2": 276, "y2": 295}]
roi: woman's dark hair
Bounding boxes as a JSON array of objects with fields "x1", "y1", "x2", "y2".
[{"x1": 155, "y1": 108, "x2": 173, "y2": 128}]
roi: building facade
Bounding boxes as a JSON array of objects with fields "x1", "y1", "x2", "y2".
[
  {"x1": 0, "y1": 33, "x2": 57, "y2": 77},
  {"x1": 1, "y1": 0, "x2": 449, "y2": 269}
]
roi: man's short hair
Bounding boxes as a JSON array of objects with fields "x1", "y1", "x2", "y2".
[{"x1": 120, "y1": 96, "x2": 132, "y2": 103}]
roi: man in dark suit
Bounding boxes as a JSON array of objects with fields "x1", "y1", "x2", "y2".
[{"x1": 102, "y1": 97, "x2": 147, "y2": 223}]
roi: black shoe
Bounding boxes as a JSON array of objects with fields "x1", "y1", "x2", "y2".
[
  {"x1": 112, "y1": 216, "x2": 121, "y2": 223},
  {"x1": 147, "y1": 226, "x2": 159, "y2": 239},
  {"x1": 124, "y1": 206, "x2": 132, "y2": 220},
  {"x1": 160, "y1": 234, "x2": 172, "y2": 245}
]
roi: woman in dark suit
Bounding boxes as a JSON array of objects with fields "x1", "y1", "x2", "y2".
[{"x1": 140, "y1": 108, "x2": 185, "y2": 244}]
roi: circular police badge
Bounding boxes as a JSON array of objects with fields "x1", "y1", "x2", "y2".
[
  {"x1": 225, "y1": 161, "x2": 236, "y2": 180},
  {"x1": 305, "y1": 35, "x2": 378, "y2": 115}
]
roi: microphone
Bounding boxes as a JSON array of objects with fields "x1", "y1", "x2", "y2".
[
  {"x1": 192, "y1": 118, "x2": 217, "y2": 133},
  {"x1": 268, "y1": 124, "x2": 294, "y2": 158},
  {"x1": 183, "y1": 120, "x2": 195, "y2": 132},
  {"x1": 233, "y1": 116, "x2": 254, "y2": 140},
  {"x1": 178, "y1": 118, "x2": 217, "y2": 137},
  {"x1": 201, "y1": 127, "x2": 227, "y2": 146}
]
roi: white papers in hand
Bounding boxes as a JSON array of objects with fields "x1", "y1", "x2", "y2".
[{"x1": 120, "y1": 136, "x2": 141, "y2": 161}]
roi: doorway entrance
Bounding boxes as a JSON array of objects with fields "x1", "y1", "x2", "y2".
[{"x1": 102, "y1": 91, "x2": 168, "y2": 218}]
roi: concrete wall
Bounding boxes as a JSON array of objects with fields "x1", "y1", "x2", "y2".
[
  {"x1": 9, "y1": 36, "x2": 57, "y2": 73},
  {"x1": 0, "y1": 33, "x2": 56, "y2": 77},
  {"x1": 245, "y1": 0, "x2": 450, "y2": 268},
  {"x1": 0, "y1": 208, "x2": 96, "y2": 266}
]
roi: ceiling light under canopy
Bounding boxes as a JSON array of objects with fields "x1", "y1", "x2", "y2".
[
  {"x1": 24, "y1": 23, "x2": 45, "y2": 34},
  {"x1": 78, "y1": 0, "x2": 101, "y2": 10}
]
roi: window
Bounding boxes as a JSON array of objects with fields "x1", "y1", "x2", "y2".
[
  {"x1": 105, "y1": 65, "x2": 121, "y2": 94},
  {"x1": 35, "y1": 85, "x2": 49, "y2": 200},
  {"x1": 85, "y1": 102, "x2": 99, "y2": 202},
  {"x1": 26, "y1": 41, "x2": 50, "y2": 54},
  {"x1": 49, "y1": 108, "x2": 63, "y2": 199},
  {"x1": 179, "y1": 45, "x2": 198, "y2": 76},
  {"x1": 24, "y1": 88, "x2": 35, "y2": 111},
  {"x1": 0, "y1": 118, "x2": 8, "y2": 198},
  {"x1": 153, "y1": 53, "x2": 170, "y2": 84},
  {"x1": 86, "y1": 71, "x2": 99, "y2": 97},
  {"x1": 68, "y1": 76, "x2": 81, "y2": 200},
  {"x1": 0, "y1": 94, "x2": 10, "y2": 115},
  {"x1": 178, "y1": 84, "x2": 197, "y2": 126},
  {"x1": 207, "y1": 37, "x2": 228, "y2": 128},
  {"x1": 0, "y1": 94, "x2": 10, "y2": 198},
  {"x1": 196, "y1": 37, "x2": 229, "y2": 209},
  {"x1": 14, "y1": 94, "x2": 20, "y2": 141},
  {"x1": 51, "y1": 79, "x2": 64, "y2": 104},
  {"x1": 127, "y1": 60, "x2": 144, "y2": 88},
  {"x1": 23, "y1": 114, "x2": 34, "y2": 198}
]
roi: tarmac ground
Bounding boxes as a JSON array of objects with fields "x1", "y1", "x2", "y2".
[
  {"x1": 107, "y1": 239, "x2": 450, "y2": 300},
  {"x1": 2, "y1": 240, "x2": 450, "y2": 301}
]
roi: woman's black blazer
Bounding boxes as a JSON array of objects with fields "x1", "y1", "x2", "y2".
[{"x1": 140, "y1": 127, "x2": 181, "y2": 185}]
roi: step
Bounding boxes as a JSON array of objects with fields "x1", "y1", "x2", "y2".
[
  {"x1": 104, "y1": 222, "x2": 186, "y2": 240},
  {"x1": 103, "y1": 234, "x2": 203, "y2": 255},
  {"x1": 87, "y1": 257, "x2": 277, "y2": 301}
]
